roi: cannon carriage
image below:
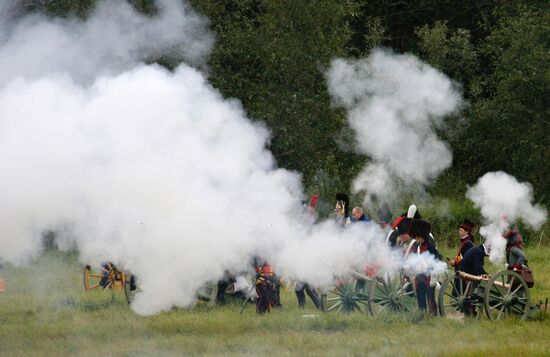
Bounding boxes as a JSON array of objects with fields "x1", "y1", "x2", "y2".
[
  {"x1": 324, "y1": 269, "x2": 417, "y2": 316},
  {"x1": 83, "y1": 261, "x2": 136, "y2": 302},
  {"x1": 438, "y1": 269, "x2": 532, "y2": 320},
  {"x1": 83, "y1": 261, "x2": 128, "y2": 291}
]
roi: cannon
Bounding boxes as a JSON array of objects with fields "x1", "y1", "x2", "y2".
[
  {"x1": 83, "y1": 261, "x2": 129, "y2": 294},
  {"x1": 438, "y1": 269, "x2": 531, "y2": 320},
  {"x1": 324, "y1": 273, "x2": 371, "y2": 314},
  {"x1": 324, "y1": 270, "x2": 416, "y2": 315}
]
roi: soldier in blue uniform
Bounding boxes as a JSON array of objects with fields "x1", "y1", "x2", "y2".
[{"x1": 458, "y1": 243, "x2": 490, "y2": 276}]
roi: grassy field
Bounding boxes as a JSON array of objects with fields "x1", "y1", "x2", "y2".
[{"x1": 0, "y1": 247, "x2": 549, "y2": 357}]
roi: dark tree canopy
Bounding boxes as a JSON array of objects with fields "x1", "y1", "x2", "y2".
[{"x1": 12, "y1": 0, "x2": 550, "y2": 205}]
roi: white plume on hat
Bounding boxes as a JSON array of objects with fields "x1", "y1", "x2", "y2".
[{"x1": 407, "y1": 204, "x2": 417, "y2": 219}]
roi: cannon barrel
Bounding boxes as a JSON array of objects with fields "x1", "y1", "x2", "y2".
[
  {"x1": 350, "y1": 270, "x2": 374, "y2": 281},
  {"x1": 455, "y1": 271, "x2": 509, "y2": 288},
  {"x1": 455, "y1": 271, "x2": 487, "y2": 282}
]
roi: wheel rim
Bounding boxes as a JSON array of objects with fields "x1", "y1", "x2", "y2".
[
  {"x1": 83, "y1": 263, "x2": 110, "y2": 291},
  {"x1": 484, "y1": 270, "x2": 530, "y2": 320},
  {"x1": 326, "y1": 279, "x2": 370, "y2": 314},
  {"x1": 368, "y1": 273, "x2": 415, "y2": 316},
  {"x1": 83, "y1": 262, "x2": 122, "y2": 291},
  {"x1": 124, "y1": 272, "x2": 139, "y2": 304},
  {"x1": 438, "y1": 274, "x2": 481, "y2": 318}
]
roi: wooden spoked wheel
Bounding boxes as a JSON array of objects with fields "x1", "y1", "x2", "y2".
[
  {"x1": 438, "y1": 273, "x2": 481, "y2": 318},
  {"x1": 484, "y1": 270, "x2": 530, "y2": 320},
  {"x1": 83, "y1": 262, "x2": 125, "y2": 291},
  {"x1": 368, "y1": 273, "x2": 416, "y2": 316},
  {"x1": 325, "y1": 279, "x2": 370, "y2": 314}
]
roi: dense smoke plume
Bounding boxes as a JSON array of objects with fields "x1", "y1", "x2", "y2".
[
  {"x1": 0, "y1": 0, "x2": 394, "y2": 315},
  {"x1": 466, "y1": 171, "x2": 547, "y2": 263},
  {"x1": 326, "y1": 49, "x2": 463, "y2": 204},
  {"x1": 0, "y1": 0, "x2": 213, "y2": 86},
  {"x1": 0, "y1": 1, "x2": 453, "y2": 315}
]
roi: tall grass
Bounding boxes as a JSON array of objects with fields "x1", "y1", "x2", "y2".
[{"x1": 0, "y1": 248, "x2": 549, "y2": 356}]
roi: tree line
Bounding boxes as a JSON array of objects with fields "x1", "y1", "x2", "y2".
[{"x1": 13, "y1": 0, "x2": 550, "y2": 205}]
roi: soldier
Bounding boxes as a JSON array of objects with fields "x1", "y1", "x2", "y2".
[
  {"x1": 409, "y1": 219, "x2": 441, "y2": 315},
  {"x1": 351, "y1": 207, "x2": 370, "y2": 222},
  {"x1": 458, "y1": 241, "x2": 490, "y2": 316},
  {"x1": 447, "y1": 219, "x2": 475, "y2": 270},
  {"x1": 386, "y1": 204, "x2": 421, "y2": 247},
  {"x1": 295, "y1": 282, "x2": 322, "y2": 310},
  {"x1": 396, "y1": 217, "x2": 416, "y2": 257},
  {"x1": 504, "y1": 229, "x2": 534, "y2": 287},
  {"x1": 505, "y1": 229, "x2": 528, "y2": 267},
  {"x1": 252, "y1": 257, "x2": 281, "y2": 314},
  {"x1": 334, "y1": 193, "x2": 351, "y2": 226},
  {"x1": 458, "y1": 242, "x2": 490, "y2": 276}
]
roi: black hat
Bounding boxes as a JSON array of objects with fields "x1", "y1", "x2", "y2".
[
  {"x1": 335, "y1": 193, "x2": 350, "y2": 215},
  {"x1": 397, "y1": 218, "x2": 412, "y2": 235},
  {"x1": 409, "y1": 219, "x2": 431, "y2": 240},
  {"x1": 459, "y1": 219, "x2": 475, "y2": 232},
  {"x1": 335, "y1": 193, "x2": 349, "y2": 202},
  {"x1": 504, "y1": 229, "x2": 523, "y2": 246}
]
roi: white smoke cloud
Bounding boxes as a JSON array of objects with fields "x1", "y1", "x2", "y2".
[
  {"x1": 466, "y1": 171, "x2": 547, "y2": 263},
  {"x1": 0, "y1": 2, "x2": 450, "y2": 315},
  {"x1": 0, "y1": 0, "x2": 213, "y2": 86},
  {"x1": 0, "y1": 1, "x2": 397, "y2": 315},
  {"x1": 326, "y1": 49, "x2": 462, "y2": 204}
]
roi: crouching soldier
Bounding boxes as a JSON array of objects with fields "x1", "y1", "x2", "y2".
[
  {"x1": 458, "y1": 241, "x2": 490, "y2": 316},
  {"x1": 409, "y1": 219, "x2": 441, "y2": 315}
]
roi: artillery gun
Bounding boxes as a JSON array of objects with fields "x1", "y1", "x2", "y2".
[
  {"x1": 324, "y1": 269, "x2": 416, "y2": 316},
  {"x1": 438, "y1": 269, "x2": 532, "y2": 320},
  {"x1": 83, "y1": 261, "x2": 132, "y2": 301}
]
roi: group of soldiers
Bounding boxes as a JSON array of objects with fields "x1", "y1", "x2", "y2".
[
  {"x1": 337, "y1": 192, "x2": 532, "y2": 316},
  {"x1": 216, "y1": 192, "x2": 532, "y2": 316}
]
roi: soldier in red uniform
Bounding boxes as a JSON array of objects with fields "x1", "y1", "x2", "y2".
[
  {"x1": 447, "y1": 219, "x2": 475, "y2": 270},
  {"x1": 253, "y1": 257, "x2": 281, "y2": 314}
]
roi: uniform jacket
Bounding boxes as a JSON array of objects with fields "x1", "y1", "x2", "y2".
[
  {"x1": 459, "y1": 244, "x2": 488, "y2": 276},
  {"x1": 453, "y1": 234, "x2": 474, "y2": 270}
]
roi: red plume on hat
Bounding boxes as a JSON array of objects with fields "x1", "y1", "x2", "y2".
[{"x1": 459, "y1": 219, "x2": 475, "y2": 233}]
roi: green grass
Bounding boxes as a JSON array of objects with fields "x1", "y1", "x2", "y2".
[{"x1": 0, "y1": 248, "x2": 549, "y2": 356}]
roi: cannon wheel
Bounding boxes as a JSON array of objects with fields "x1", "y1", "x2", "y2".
[
  {"x1": 83, "y1": 262, "x2": 125, "y2": 291},
  {"x1": 124, "y1": 271, "x2": 139, "y2": 304},
  {"x1": 83, "y1": 262, "x2": 112, "y2": 291},
  {"x1": 438, "y1": 273, "x2": 481, "y2": 318},
  {"x1": 368, "y1": 273, "x2": 416, "y2": 316},
  {"x1": 325, "y1": 279, "x2": 370, "y2": 314},
  {"x1": 484, "y1": 270, "x2": 530, "y2": 320}
]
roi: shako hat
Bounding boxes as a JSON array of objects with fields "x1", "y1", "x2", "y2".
[{"x1": 409, "y1": 219, "x2": 431, "y2": 240}]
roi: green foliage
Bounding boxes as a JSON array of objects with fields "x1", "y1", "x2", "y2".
[
  {"x1": 14, "y1": 0, "x2": 156, "y2": 18},
  {"x1": 422, "y1": 196, "x2": 481, "y2": 248},
  {"x1": 416, "y1": 21, "x2": 478, "y2": 96},
  {"x1": 191, "y1": 0, "x2": 363, "y2": 189},
  {"x1": 11, "y1": 0, "x2": 550, "y2": 206},
  {"x1": 457, "y1": 5, "x2": 550, "y2": 201}
]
